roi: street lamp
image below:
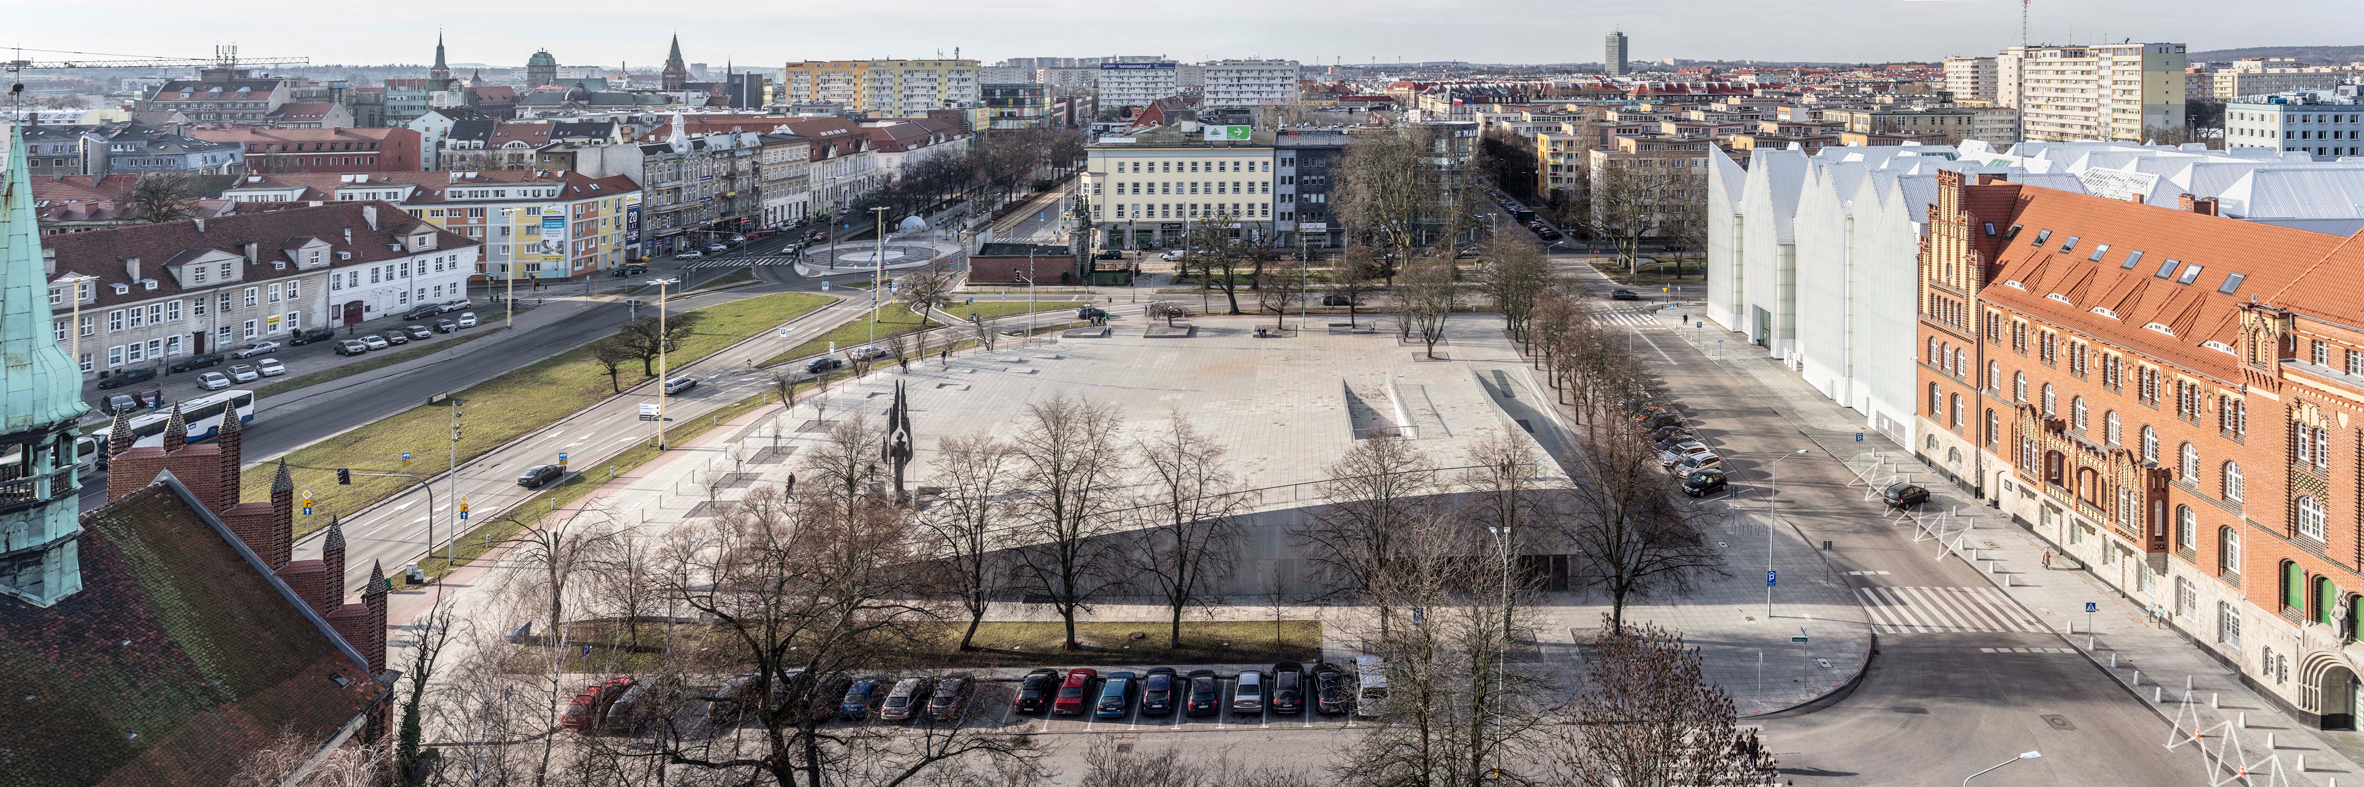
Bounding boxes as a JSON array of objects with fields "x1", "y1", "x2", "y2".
[
  {"x1": 870, "y1": 206, "x2": 890, "y2": 347},
  {"x1": 647, "y1": 277, "x2": 679, "y2": 449},
  {"x1": 1963, "y1": 751, "x2": 2041, "y2": 786},
  {"x1": 1484, "y1": 523, "x2": 1513, "y2": 784},
  {"x1": 1768, "y1": 448, "x2": 1811, "y2": 619}
]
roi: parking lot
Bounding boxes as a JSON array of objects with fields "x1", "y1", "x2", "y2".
[{"x1": 83, "y1": 299, "x2": 493, "y2": 416}]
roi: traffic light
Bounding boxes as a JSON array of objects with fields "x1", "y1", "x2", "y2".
[{"x1": 336, "y1": 468, "x2": 351, "y2": 485}]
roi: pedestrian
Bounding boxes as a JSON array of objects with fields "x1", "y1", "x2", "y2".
[
  {"x1": 784, "y1": 473, "x2": 796, "y2": 496},
  {"x1": 2041, "y1": 549, "x2": 2053, "y2": 569},
  {"x1": 939, "y1": 349, "x2": 948, "y2": 366}
]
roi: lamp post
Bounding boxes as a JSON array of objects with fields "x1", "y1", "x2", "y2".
[
  {"x1": 1015, "y1": 270, "x2": 1038, "y2": 343},
  {"x1": 871, "y1": 206, "x2": 890, "y2": 347},
  {"x1": 647, "y1": 277, "x2": 679, "y2": 449},
  {"x1": 1963, "y1": 751, "x2": 2041, "y2": 786},
  {"x1": 500, "y1": 208, "x2": 519, "y2": 331},
  {"x1": 1768, "y1": 448, "x2": 1810, "y2": 619},
  {"x1": 1484, "y1": 523, "x2": 1513, "y2": 784}
]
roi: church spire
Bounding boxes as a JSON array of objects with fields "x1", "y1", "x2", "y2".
[
  {"x1": 0, "y1": 124, "x2": 95, "y2": 606},
  {"x1": 430, "y1": 30, "x2": 452, "y2": 82},
  {"x1": 661, "y1": 34, "x2": 689, "y2": 91}
]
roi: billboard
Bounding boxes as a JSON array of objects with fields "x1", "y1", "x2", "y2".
[
  {"x1": 539, "y1": 205, "x2": 567, "y2": 264},
  {"x1": 624, "y1": 195, "x2": 642, "y2": 244},
  {"x1": 1201, "y1": 125, "x2": 1251, "y2": 142}
]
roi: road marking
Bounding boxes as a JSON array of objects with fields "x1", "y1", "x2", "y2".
[
  {"x1": 1846, "y1": 570, "x2": 1892, "y2": 576},
  {"x1": 1859, "y1": 586, "x2": 2046, "y2": 633},
  {"x1": 1979, "y1": 647, "x2": 2077, "y2": 654}
]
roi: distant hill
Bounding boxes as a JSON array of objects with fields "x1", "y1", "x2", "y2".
[{"x1": 2190, "y1": 45, "x2": 2364, "y2": 66}]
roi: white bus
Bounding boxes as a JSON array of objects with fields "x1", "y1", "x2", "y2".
[
  {"x1": 1354, "y1": 654, "x2": 1387, "y2": 718},
  {"x1": 78, "y1": 389, "x2": 257, "y2": 470}
]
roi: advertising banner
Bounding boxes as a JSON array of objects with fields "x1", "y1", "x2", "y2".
[
  {"x1": 540, "y1": 205, "x2": 567, "y2": 264},
  {"x1": 624, "y1": 194, "x2": 642, "y2": 244},
  {"x1": 1201, "y1": 125, "x2": 1252, "y2": 142}
]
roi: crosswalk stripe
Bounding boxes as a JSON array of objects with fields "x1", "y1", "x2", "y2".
[
  {"x1": 1928, "y1": 587, "x2": 2016, "y2": 632},
  {"x1": 1901, "y1": 587, "x2": 1972, "y2": 632},
  {"x1": 1859, "y1": 586, "x2": 2045, "y2": 634}
]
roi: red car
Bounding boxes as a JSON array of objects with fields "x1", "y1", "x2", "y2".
[
  {"x1": 559, "y1": 677, "x2": 636, "y2": 731},
  {"x1": 1051, "y1": 668, "x2": 1097, "y2": 715}
]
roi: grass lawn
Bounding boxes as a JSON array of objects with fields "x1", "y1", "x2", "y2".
[
  {"x1": 758, "y1": 300, "x2": 1075, "y2": 368},
  {"x1": 251, "y1": 292, "x2": 831, "y2": 536},
  {"x1": 511, "y1": 619, "x2": 1324, "y2": 674},
  {"x1": 254, "y1": 329, "x2": 503, "y2": 399},
  {"x1": 685, "y1": 268, "x2": 755, "y2": 292}
]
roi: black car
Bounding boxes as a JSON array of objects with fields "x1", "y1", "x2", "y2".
[
  {"x1": 1095, "y1": 249, "x2": 1124, "y2": 260},
  {"x1": 1184, "y1": 669, "x2": 1220, "y2": 717},
  {"x1": 1269, "y1": 662, "x2": 1305, "y2": 715},
  {"x1": 1882, "y1": 482, "x2": 1930, "y2": 509},
  {"x1": 1683, "y1": 469, "x2": 1729, "y2": 497},
  {"x1": 1641, "y1": 412, "x2": 1684, "y2": 430},
  {"x1": 805, "y1": 357, "x2": 845, "y2": 375},
  {"x1": 404, "y1": 325, "x2": 434, "y2": 340},
  {"x1": 1077, "y1": 306, "x2": 1108, "y2": 322},
  {"x1": 167, "y1": 353, "x2": 224, "y2": 373},
  {"x1": 618, "y1": 264, "x2": 649, "y2": 277},
  {"x1": 926, "y1": 677, "x2": 974, "y2": 723},
  {"x1": 1140, "y1": 668, "x2": 1178, "y2": 716},
  {"x1": 288, "y1": 327, "x2": 337, "y2": 346},
  {"x1": 382, "y1": 330, "x2": 410, "y2": 346},
  {"x1": 403, "y1": 303, "x2": 443, "y2": 321},
  {"x1": 518, "y1": 464, "x2": 564, "y2": 488},
  {"x1": 97, "y1": 367, "x2": 157, "y2": 389},
  {"x1": 1650, "y1": 424, "x2": 1692, "y2": 442},
  {"x1": 1312, "y1": 663, "x2": 1351, "y2": 715},
  {"x1": 1014, "y1": 668, "x2": 1061, "y2": 714},
  {"x1": 1322, "y1": 295, "x2": 1358, "y2": 306},
  {"x1": 99, "y1": 394, "x2": 142, "y2": 416},
  {"x1": 1610, "y1": 289, "x2": 1640, "y2": 301}
]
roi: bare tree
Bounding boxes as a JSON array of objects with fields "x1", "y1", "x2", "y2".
[
  {"x1": 924, "y1": 433, "x2": 1020, "y2": 651},
  {"x1": 1080, "y1": 739, "x2": 1326, "y2": 787},
  {"x1": 1558, "y1": 420, "x2": 1720, "y2": 632},
  {"x1": 1131, "y1": 410, "x2": 1245, "y2": 648},
  {"x1": 1477, "y1": 229, "x2": 1552, "y2": 344},
  {"x1": 1256, "y1": 257, "x2": 1308, "y2": 330},
  {"x1": 1148, "y1": 302, "x2": 1191, "y2": 328},
  {"x1": 591, "y1": 336, "x2": 634, "y2": 393},
  {"x1": 505, "y1": 508, "x2": 626, "y2": 786},
  {"x1": 804, "y1": 412, "x2": 885, "y2": 519},
  {"x1": 125, "y1": 172, "x2": 198, "y2": 224},
  {"x1": 1184, "y1": 215, "x2": 1252, "y2": 315},
  {"x1": 1329, "y1": 247, "x2": 1384, "y2": 329},
  {"x1": 1400, "y1": 259, "x2": 1459, "y2": 359},
  {"x1": 967, "y1": 314, "x2": 999, "y2": 352},
  {"x1": 232, "y1": 730, "x2": 392, "y2": 787},
  {"x1": 1008, "y1": 395, "x2": 1131, "y2": 651},
  {"x1": 394, "y1": 588, "x2": 459, "y2": 779},
  {"x1": 1337, "y1": 127, "x2": 1440, "y2": 269},
  {"x1": 616, "y1": 312, "x2": 702, "y2": 377},
  {"x1": 896, "y1": 259, "x2": 961, "y2": 328},
  {"x1": 1293, "y1": 435, "x2": 1437, "y2": 636},
  {"x1": 1590, "y1": 162, "x2": 1701, "y2": 274},
  {"x1": 1548, "y1": 618, "x2": 1779, "y2": 787}
]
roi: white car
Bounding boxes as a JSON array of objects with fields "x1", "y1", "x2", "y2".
[
  {"x1": 677, "y1": 250, "x2": 705, "y2": 259},
  {"x1": 227, "y1": 364, "x2": 260, "y2": 383},
  {"x1": 457, "y1": 312, "x2": 478, "y2": 328},
  {"x1": 196, "y1": 371, "x2": 232, "y2": 391},
  {"x1": 255, "y1": 358, "x2": 287, "y2": 377},
  {"x1": 361, "y1": 335, "x2": 390, "y2": 350},
  {"x1": 706, "y1": 243, "x2": 730, "y2": 252},
  {"x1": 847, "y1": 346, "x2": 892, "y2": 362},
  {"x1": 231, "y1": 340, "x2": 280, "y2": 359},
  {"x1": 1161, "y1": 250, "x2": 1186, "y2": 261}
]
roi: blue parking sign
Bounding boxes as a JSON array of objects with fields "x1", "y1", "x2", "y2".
[
  {"x1": 1855, "y1": 432, "x2": 1864, "y2": 442},
  {"x1": 1767, "y1": 570, "x2": 1778, "y2": 587}
]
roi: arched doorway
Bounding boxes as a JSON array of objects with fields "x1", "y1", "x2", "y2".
[{"x1": 2321, "y1": 664, "x2": 2357, "y2": 730}]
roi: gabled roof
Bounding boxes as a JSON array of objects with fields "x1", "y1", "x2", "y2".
[
  {"x1": 0, "y1": 481, "x2": 384, "y2": 787},
  {"x1": 39, "y1": 202, "x2": 480, "y2": 309}
]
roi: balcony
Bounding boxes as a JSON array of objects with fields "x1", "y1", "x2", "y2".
[{"x1": 0, "y1": 467, "x2": 74, "y2": 514}]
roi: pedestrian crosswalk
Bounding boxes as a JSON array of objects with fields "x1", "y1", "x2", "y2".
[
  {"x1": 1857, "y1": 586, "x2": 2049, "y2": 634},
  {"x1": 1979, "y1": 647, "x2": 2075, "y2": 654},
  {"x1": 1592, "y1": 307, "x2": 1662, "y2": 329},
  {"x1": 682, "y1": 255, "x2": 802, "y2": 270}
]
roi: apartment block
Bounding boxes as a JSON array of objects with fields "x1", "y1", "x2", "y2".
[
  {"x1": 2202, "y1": 59, "x2": 2364, "y2": 102},
  {"x1": 1099, "y1": 58, "x2": 1181, "y2": 108},
  {"x1": 1084, "y1": 125, "x2": 1277, "y2": 250},
  {"x1": 2226, "y1": 88, "x2": 2364, "y2": 159},
  {"x1": 1998, "y1": 42, "x2": 2187, "y2": 142},
  {"x1": 1945, "y1": 56, "x2": 1999, "y2": 102},
  {"x1": 780, "y1": 60, "x2": 980, "y2": 117},
  {"x1": 1201, "y1": 60, "x2": 1300, "y2": 108}
]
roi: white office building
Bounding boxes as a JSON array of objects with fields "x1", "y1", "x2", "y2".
[
  {"x1": 1944, "y1": 56, "x2": 1998, "y2": 102},
  {"x1": 1201, "y1": 59, "x2": 1299, "y2": 108}
]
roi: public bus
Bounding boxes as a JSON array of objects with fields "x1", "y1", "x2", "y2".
[{"x1": 77, "y1": 389, "x2": 257, "y2": 470}]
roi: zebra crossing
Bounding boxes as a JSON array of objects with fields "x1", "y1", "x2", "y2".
[
  {"x1": 1856, "y1": 585, "x2": 2050, "y2": 634},
  {"x1": 681, "y1": 255, "x2": 802, "y2": 270},
  {"x1": 1591, "y1": 307, "x2": 1663, "y2": 329}
]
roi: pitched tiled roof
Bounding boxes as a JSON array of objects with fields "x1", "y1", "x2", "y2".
[
  {"x1": 38, "y1": 202, "x2": 480, "y2": 309},
  {"x1": 220, "y1": 170, "x2": 640, "y2": 204},
  {"x1": 0, "y1": 482, "x2": 384, "y2": 787},
  {"x1": 262, "y1": 102, "x2": 337, "y2": 121},
  {"x1": 1978, "y1": 186, "x2": 2351, "y2": 380}
]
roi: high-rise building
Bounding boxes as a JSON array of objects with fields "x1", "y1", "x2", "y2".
[
  {"x1": 1605, "y1": 32, "x2": 1630, "y2": 77},
  {"x1": 2225, "y1": 87, "x2": 2364, "y2": 159},
  {"x1": 1098, "y1": 56, "x2": 1180, "y2": 108},
  {"x1": 1944, "y1": 56, "x2": 1998, "y2": 102},
  {"x1": 1998, "y1": 42, "x2": 2186, "y2": 142},
  {"x1": 1201, "y1": 60, "x2": 1299, "y2": 108},
  {"x1": 780, "y1": 60, "x2": 980, "y2": 116}
]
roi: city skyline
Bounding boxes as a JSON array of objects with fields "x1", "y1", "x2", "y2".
[{"x1": 13, "y1": 0, "x2": 2363, "y2": 71}]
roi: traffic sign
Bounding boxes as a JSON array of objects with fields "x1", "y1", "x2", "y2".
[
  {"x1": 558, "y1": 452, "x2": 569, "y2": 467},
  {"x1": 2084, "y1": 602, "x2": 2098, "y2": 613},
  {"x1": 779, "y1": 327, "x2": 788, "y2": 338},
  {"x1": 1855, "y1": 432, "x2": 1864, "y2": 442},
  {"x1": 302, "y1": 506, "x2": 313, "y2": 516},
  {"x1": 400, "y1": 451, "x2": 411, "y2": 466},
  {"x1": 638, "y1": 403, "x2": 660, "y2": 421},
  {"x1": 821, "y1": 281, "x2": 832, "y2": 291},
  {"x1": 1791, "y1": 627, "x2": 1809, "y2": 643},
  {"x1": 1767, "y1": 570, "x2": 1778, "y2": 587},
  {"x1": 460, "y1": 495, "x2": 470, "y2": 521}
]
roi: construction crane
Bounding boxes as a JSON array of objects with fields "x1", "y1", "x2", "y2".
[{"x1": 7, "y1": 45, "x2": 309, "y2": 114}]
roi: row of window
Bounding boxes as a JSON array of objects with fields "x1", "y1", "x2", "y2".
[
  {"x1": 1104, "y1": 203, "x2": 1273, "y2": 220},
  {"x1": 93, "y1": 283, "x2": 294, "y2": 334},
  {"x1": 1104, "y1": 181, "x2": 1271, "y2": 196},
  {"x1": 1109, "y1": 160, "x2": 1271, "y2": 174},
  {"x1": 99, "y1": 313, "x2": 298, "y2": 370}
]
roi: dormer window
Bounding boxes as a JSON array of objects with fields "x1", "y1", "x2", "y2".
[
  {"x1": 2143, "y1": 322, "x2": 2176, "y2": 337},
  {"x1": 2091, "y1": 307, "x2": 2120, "y2": 319},
  {"x1": 2203, "y1": 341, "x2": 2237, "y2": 355},
  {"x1": 2046, "y1": 293, "x2": 2074, "y2": 304},
  {"x1": 111, "y1": 283, "x2": 129, "y2": 295},
  {"x1": 2002, "y1": 279, "x2": 2026, "y2": 290}
]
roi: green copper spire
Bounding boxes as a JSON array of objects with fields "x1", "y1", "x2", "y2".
[{"x1": 1, "y1": 124, "x2": 86, "y2": 433}]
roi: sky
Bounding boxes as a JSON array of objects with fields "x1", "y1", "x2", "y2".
[{"x1": 16, "y1": 0, "x2": 2364, "y2": 69}]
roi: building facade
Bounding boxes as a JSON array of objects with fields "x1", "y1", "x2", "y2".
[
  {"x1": 981, "y1": 83, "x2": 1050, "y2": 130},
  {"x1": 1202, "y1": 60, "x2": 1300, "y2": 108},
  {"x1": 2203, "y1": 60, "x2": 2364, "y2": 102},
  {"x1": 1273, "y1": 128, "x2": 1347, "y2": 249},
  {"x1": 191, "y1": 127, "x2": 421, "y2": 174},
  {"x1": 780, "y1": 60, "x2": 980, "y2": 116},
  {"x1": 1084, "y1": 125, "x2": 1276, "y2": 250},
  {"x1": 219, "y1": 170, "x2": 637, "y2": 281},
  {"x1": 1999, "y1": 42, "x2": 2188, "y2": 142},
  {"x1": 138, "y1": 70, "x2": 292, "y2": 124},
  {"x1": 1605, "y1": 32, "x2": 1631, "y2": 77},
  {"x1": 1946, "y1": 56, "x2": 2000, "y2": 102},
  {"x1": 2226, "y1": 88, "x2": 2364, "y2": 159},
  {"x1": 759, "y1": 134, "x2": 814, "y2": 228},
  {"x1": 1098, "y1": 59, "x2": 1181, "y2": 108}
]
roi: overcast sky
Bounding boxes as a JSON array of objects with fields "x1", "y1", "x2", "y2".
[{"x1": 17, "y1": 0, "x2": 2363, "y2": 69}]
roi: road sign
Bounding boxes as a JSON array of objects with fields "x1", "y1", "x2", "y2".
[
  {"x1": 779, "y1": 327, "x2": 788, "y2": 338},
  {"x1": 2085, "y1": 602, "x2": 2098, "y2": 613},
  {"x1": 1855, "y1": 432, "x2": 1864, "y2": 442},
  {"x1": 400, "y1": 451, "x2": 411, "y2": 466},
  {"x1": 302, "y1": 506, "x2": 313, "y2": 516},
  {"x1": 1767, "y1": 570, "x2": 1778, "y2": 587},
  {"x1": 821, "y1": 281, "x2": 832, "y2": 291},
  {"x1": 638, "y1": 403, "x2": 660, "y2": 421},
  {"x1": 558, "y1": 452, "x2": 568, "y2": 467},
  {"x1": 1411, "y1": 607, "x2": 1426, "y2": 625},
  {"x1": 460, "y1": 495, "x2": 470, "y2": 521}
]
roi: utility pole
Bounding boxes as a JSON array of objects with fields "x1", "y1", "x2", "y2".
[
  {"x1": 871, "y1": 206, "x2": 890, "y2": 346},
  {"x1": 447, "y1": 399, "x2": 462, "y2": 563},
  {"x1": 648, "y1": 277, "x2": 679, "y2": 449}
]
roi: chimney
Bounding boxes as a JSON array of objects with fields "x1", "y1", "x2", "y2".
[
  {"x1": 361, "y1": 561, "x2": 388, "y2": 671},
  {"x1": 2192, "y1": 196, "x2": 2220, "y2": 217},
  {"x1": 2178, "y1": 193, "x2": 2196, "y2": 212},
  {"x1": 242, "y1": 242, "x2": 259, "y2": 265},
  {"x1": 268, "y1": 459, "x2": 295, "y2": 570},
  {"x1": 2131, "y1": 193, "x2": 2146, "y2": 205},
  {"x1": 123, "y1": 256, "x2": 140, "y2": 282},
  {"x1": 362, "y1": 203, "x2": 378, "y2": 231}
]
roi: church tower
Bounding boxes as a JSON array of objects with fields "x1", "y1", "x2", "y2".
[
  {"x1": 0, "y1": 125, "x2": 95, "y2": 606},
  {"x1": 429, "y1": 31, "x2": 453, "y2": 82},
  {"x1": 662, "y1": 35, "x2": 690, "y2": 91}
]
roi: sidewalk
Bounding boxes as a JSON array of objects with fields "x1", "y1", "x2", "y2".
[{"x1": 1659, "y1": 304, "x2": 2358, "y2": 785}]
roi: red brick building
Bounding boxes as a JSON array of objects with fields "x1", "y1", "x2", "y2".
[
  {"x1": 191, "y1": 127, "x2": 422, "y2": 174},
  {"x1": 1917, "y1": 170, "x2": 2364, "y2": 728}
]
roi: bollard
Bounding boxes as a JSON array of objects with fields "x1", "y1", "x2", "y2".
[
  {"x1": 2110, "y1": 653, "x2": 2118, "y2": 668},
  {"x1": 2297, "y1": 754, "x2": 2306, "y2": 772},
  {"x1": 2187, "y1": 675, "x2": 2195, "y2": 692},
  {"x1": 2268, "y1": 732, "x2": 2276, "y2": 749},
  {"x1": 2240, "y1": 711, "x2": 2248, "y2": 728},
  {"x1": 548, "y1": 498, "x2": 556, "y2": 511},
  {"x1": 2155, "y1": 687, "x2": 2162, "y2": 702},
  {"x1": 2212, "y1": 693, "x2": 2219, "y2": 709},
  {"x1": 2088, "y1": 636, "x2": 2096, "y2": 650},
  {"x1": 2004, "y1": 574, "x2": 2013, "y2": 587},
  {"x1": 2132, "y1": 669, "x2": 2140, "y2": 686}
]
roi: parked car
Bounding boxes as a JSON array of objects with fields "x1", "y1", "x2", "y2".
[
  {"x1": 808, "y1": 230, "x2": 830, "y2": 243},
  {"x1": 1658, "y1": 442, "x2": 1710, "y2": 467},
  {"x1": 840, "y1": 676, "x2": 887, "y2": 720},
  {"x1": 100, "y1": 394, "x2": 141, "y2": 416},
  {"x1": 617, "y1": 264, "x2": 649, "y2": 277},
  {"x1": 434, "y1": 319, "x2": 457, "y2": 333},
  {"x1": 1356, "y1": 655, "x2": 1388, "y2": 717},
  {"x1": 457, "y1": 312, "x2": 479, "y2": 328},
  {"x1": 1015, "y1": 668, "x2": 1062, "y2": 714},
  {"x1": 1095, "y1": 249, "x2": 1123, "y2": 260},
  {"x1": 1140, "y1": 668, "x2": 1178, "y2": 716},
  {"x1": 1231, "y1": 670, "x2": 1266, "y2": 715},
  {"x1": 439, "y1": 298, "x2": 472, "y2": 312},
  {"x1": 1077, "y1": 306, "x2": 1109, "y2": 322},
  {"x1": 1322, "y1": 295, "x2": 1359, "y2": 306},
  {"x1": 879, "y1": 677, "x2": 931, "y2": 722},
  {"x1": 1269, "y1": 662, "x2": 1305, "y2": 715},
  {"x1": 196, "y1": 371, "x2": 233, "y2": 391},
  {"x1": 1641, "y1": 411, "x2": 1684, "y2": 430},
  {"x1": 1670, "y1": 451, "x2": 1724, "y2": 475},
  {"x1": 167, "y1": 353, "x2": 224, "y2": 373},
  {"x1": 1882, "y1": 482, "x2": 1930, "y2": 509},
  {"x1": 847, "y1": 346, "x2": 891, "y2": 362},
  {"x1": 703, "y1": 673, "x2": 768, "y2": 727},
  {"x1": 288, "y1": 327, "x2": 337, "y2": 346},
  {"x1": 403, "y1": 304, "x2": 444, "y2": 321},
  {"x1": 336, "y1": 339, "x2": 370, "y2": 356},
  {"x1": 707, "y1": 243, "x2": 731, "y2": 253},
  {"x1": 1095, "y1": 671, "x2": 1136, "y2": 719},
  {"x1": 226, "y1": 364, "x2": 260, "y2": 384},
  {"x1": 805, "y1": 357, "x2": 845, "y2": 375},
  {"x1": 257, "y1": 359, "x2": 287, "y2": 377},
  {"x1": 1052, "y1": 668, "x2": 1097, "y2": 715},
  {"x1": 1312, "y1": 663, "x2": 1351, "y2": 715},
  {"x1": 1650, "y1": 424, "x2": 1693, "y2": 443},
  {"x1": 559, "y1": 677, "x2": 635, "y2": 731},
  {"x1": 677, "y1": 250, "x2": 706, "y2": 259},
  {"x1": 381, "y1": 331, "x2": 410, "y2": 346},
  {"x1": 231, "y1": 340, "x2": 279, "y2": 359},
  {"x1": 97, "y1": 367, "x2": 156, "y2": 389},
  {"x1": 663, "y1": 376, "x2": 698, "y2": 395},
  {"x1": 402, "y1": 325, "x2": 432, "y2": 340},
  {"x1": 1185, "y1": 670, "x2": 1221, "y2": 717},
  {"x1": 360, "y1": 335, "x2": 390, "y2": 351},
  {"x1": 925, "y1": 677, "x2": 973, "y2": 722},
  {"x1": 1682, "y1": 469, "x2": 1729, "y2": 497},
  {"x1": 602, "y1": 680, "x2": 655, "y2": 733},
  {"x1": 517, "y1": 464, "x2": 564, "y2": 488},
  {"x1": 1610, "y1": 289, "x2": 1640, "y2": 301}
]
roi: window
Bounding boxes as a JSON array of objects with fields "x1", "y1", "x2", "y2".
[
  {"x1": 2014, "y1": 372, "x2": 2028, "y2": 403},
  {"x1": 2072, "y1": 397, "x2": 2087, "y2": 430},
  {"x1": 268, "y1": 282, "x2": 282, "y2": 303},
  {"x1": 1929, "y1": 383, "x2": 1943, "y2": 416},
  {"x1": 2042, "y1": 383, "x2": 2056, "y2": 416},
  {"x1": 165, "y1": 300, "x2": 181, "y2": 321},
  {"x1": 242, "y1": 319, "x2": 258, "y2": 339},
  {"x1": 243, "y1": 287, "x2": 258, "y2": 308},
  {"x1": 106, "y1": 309, "x2": 123, "y2": 332},
  {"x1": 2298, "y1": 496, "x2": 2327, "y2": 541},
  {"x1": 287, "y1": 280, "x2": 300, "y2": 300},
  {"x1": 1987, "y1": 361, "x2": 2001, "y2": 391},
  {"x1": 2105, "y1": 411, "x2": 2121, "y2": 444},
  {"x1": 2088, "y1": 242, "x2": 2110, "y2": 262},
  {"x1": 2177, "y1": 576, "x2": 2196, "y2": 619},
  {"x1": 2180, "y1": 443, "x2": 2199, "y2": 481},
  {"x1": 2176, "y1": 505, "x2": 2195, "y2": 551},
  {"x1": 2032, "y1": 228, "x2": 2052, "y2": 246},
  {"x1": 2219, "y1": 601, "x2": 2241, "y2": 647},
  {"x1": 1950, "y1": 394, "x2": 1963, "y2": 428},
  {"x1": 2123, "y1": 250, "x2": 2144, "y2": 270},
  {"x1": 2222, "y1": 461, "x2": 2244, "y2": 502}
]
